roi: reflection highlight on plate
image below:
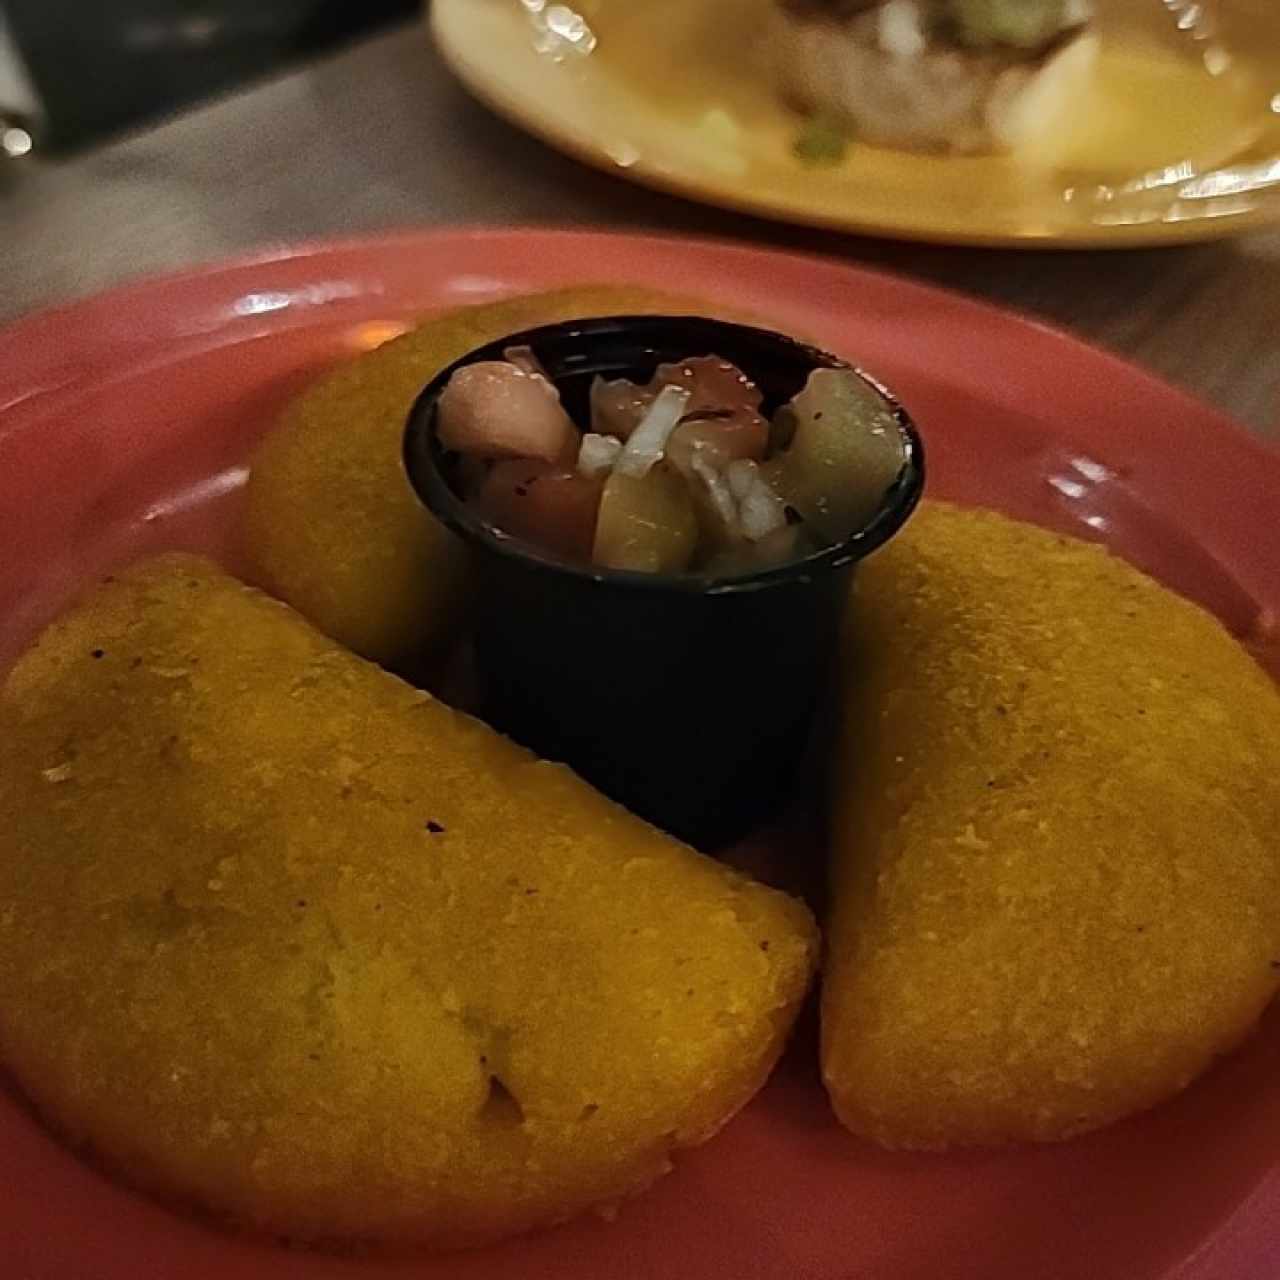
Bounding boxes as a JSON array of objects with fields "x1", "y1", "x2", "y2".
[
  {"x1": 140, "y1": 466, "x2": 250, "y2": 524},
  {"x1": 344, "y1": 320, "x2": 411, "y2": 352},
  {"x1": 1043, "y1": 449, "x2": 1261, "y2": 639},
  {"x1": 230, "y1": 281, "x2": 365, "y2": 318},
  {"x1": 522, "y1": 0, "x2": 596, "y2": 59}
]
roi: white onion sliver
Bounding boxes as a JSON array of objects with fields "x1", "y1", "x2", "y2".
[
  {"x1": 615, "y1": 384, "x2": 692, "y2": 478},
  {"x1": 739, "y1": 476, "x2": 787, "y2": 542},
  {"x1": 726, "y1": 458, "x2": 759, "y2": 503},
  {"x1": 691, "y1": 454, "x2": 740, "y2": 531},
  {"x1": 577, "y1": 432, "x2": 623, "y2": 478}
]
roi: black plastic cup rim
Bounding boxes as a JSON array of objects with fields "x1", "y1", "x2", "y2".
[{"x1": 403, "y1": 313, "x2": 926, "y2": 596}]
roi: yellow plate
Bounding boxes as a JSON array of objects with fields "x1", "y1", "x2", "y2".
[{"x1": 431, "y1": 0, "x2": 1280, "y2": 248}]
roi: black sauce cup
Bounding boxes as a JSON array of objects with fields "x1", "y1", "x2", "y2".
[{"x1": 404, "y1": 315, "x2": 924, "y2": 850}]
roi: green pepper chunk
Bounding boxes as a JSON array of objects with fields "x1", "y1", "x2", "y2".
[{"x1": 947, "y1": 0, "x2": 1071, "y2": 50}]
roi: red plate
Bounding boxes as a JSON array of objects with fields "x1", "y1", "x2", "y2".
[{"x1": 1, "y1": 229, "x2": 1277, "y2": 1280}]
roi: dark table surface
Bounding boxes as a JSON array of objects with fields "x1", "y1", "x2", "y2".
[{"x1": 2, "y1": 23, "x2": 1278, "y2": 437}]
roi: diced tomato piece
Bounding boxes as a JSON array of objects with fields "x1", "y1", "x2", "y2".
[
  {"x1": 652, "y1": 356, "x2": 763, "y2": 418},
  {"x1": 474, "y1": 460, "x2": 605, "y2": 564},
  {"x1": 666, "y1": 411, "x2": 769, "y2": 476}
]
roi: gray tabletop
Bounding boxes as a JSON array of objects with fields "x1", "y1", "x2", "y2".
[{"x1": 2, "y1": 23, "x2": 1278, "y2": 437}]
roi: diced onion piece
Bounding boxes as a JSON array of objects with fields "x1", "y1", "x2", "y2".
[
  {"x1": 577, "y1": 433, "x2": 623, "y2": 478},
  {"x1": 685, "y1": 453, "x2": 744, "y2": 555},
  {"x1": 692, "y1": 456, "x2": 786, "y2": 546},
  {"x1": 615, "y1": 385, "x2": 692, "y2": 479},
  {"x1": 726, "y1": 458, "x2": 787, "y2": 542},
  {"x1": 666, "y1": 420, "x2": 736, "y2": 480},
  {"x1": 691, "y1": 453, "x2": 739, "y2": 534},
  {"x1": 726, "y1": 458, "x2": 759, "y2": 503},
  {"x1": 738, "y1": 472, "x2": 787, "y2": 542}
]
